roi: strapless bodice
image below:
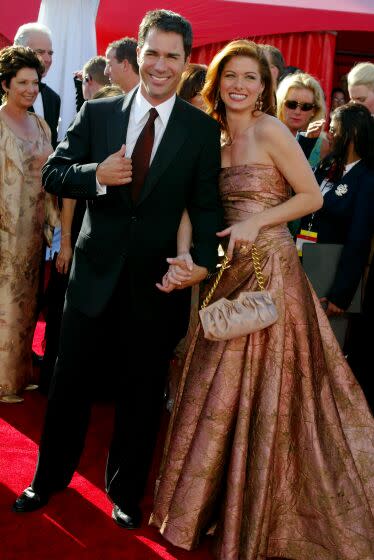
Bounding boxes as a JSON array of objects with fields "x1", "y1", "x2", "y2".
[
  {"x1": 219, "y1": 163, "x2": 293, "y2": 250},
  {"x1": 219, "y1": 163, "x2": 292, "y2": 224}
]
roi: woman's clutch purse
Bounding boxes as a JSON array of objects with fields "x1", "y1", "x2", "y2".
[{"x1": 199, "y1": 245, "x2": 278, "y2": 341}]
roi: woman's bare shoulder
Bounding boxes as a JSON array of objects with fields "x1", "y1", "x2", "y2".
[{"x1": 255, "y1": 113, "x2": 293, "y2": 140}]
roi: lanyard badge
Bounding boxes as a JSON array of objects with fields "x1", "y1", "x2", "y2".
[{"x1": 296, "y1": 229, "x2": 318, "y2": 257}]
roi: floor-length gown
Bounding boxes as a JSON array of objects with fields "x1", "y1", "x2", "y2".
[
  {"x1": 0, "y1": 114, "x2": 53, "y2": 397},
  {"x1": 150, "y1": 164, "x2": 374, "y2": 560}
]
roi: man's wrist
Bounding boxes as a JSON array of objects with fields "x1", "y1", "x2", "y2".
[{"x1": 195, "y1": 263, "x2": 208, "y2": 278}]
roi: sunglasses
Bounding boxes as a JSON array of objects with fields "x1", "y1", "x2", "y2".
[{"x1": 284, "y1": 100, "x2": 315, "y2": 111}]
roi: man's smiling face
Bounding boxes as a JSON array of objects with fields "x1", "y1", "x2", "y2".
[{"x1": 137, "y1": 27, "x2": 189, "y2": 105}]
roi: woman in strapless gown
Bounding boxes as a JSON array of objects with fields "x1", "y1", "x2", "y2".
[{"x1": 150, "y1": 40, "x2": 374, "y2": 560}]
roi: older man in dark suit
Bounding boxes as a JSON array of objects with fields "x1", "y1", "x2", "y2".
[
  {"x1": 14, "y1": 22, "x2": 60, "y2": 148},
  {"x1": 14, "y1": 10, "x2": 223, "y2": 529}
]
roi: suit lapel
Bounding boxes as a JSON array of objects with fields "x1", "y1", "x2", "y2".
[
  {"x1": 331, "y1": 160, "x2": 365, "y2": 193},
  {"x1": 317, "y1": 160, "x2": 365, "y2": 188},
  {"x1": 106, "y1": 91, "x2": 137, "y2": 206},
  {"x1": 106, "y1": 95, "x2": 131, "y2": 155},
  {"x1": 137, "y1": 97, "x2": 188, "y2": 206},
  {"x1": 323, "y1": 160, "x2": 365, "y2": 205}
]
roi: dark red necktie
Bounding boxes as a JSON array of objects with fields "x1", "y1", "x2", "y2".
[{"x1": 130, "y1": 107, "x2": 158, "y2": 202}]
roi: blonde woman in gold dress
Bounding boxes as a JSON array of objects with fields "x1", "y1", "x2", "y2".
[
  {"x1": 151, "y1": 40, "x2": 374, "y2": 560},
  {"x1": 0, "y1": 46, "x2": 53, "y2": 403}
]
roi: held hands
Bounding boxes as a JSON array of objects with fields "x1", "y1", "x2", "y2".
[
  {"x1": 156, "y1": 253, "x2": 208, "y2": 293},
  {"x1": 56, "y1": 239, "x2": 73, "y2": 275},
  {"x1": 319, "y1": 297, "x2": 345, "y2": 317},
  {"x1": 96, "y1": 144, "x2": 132, "y2": 187},
  {"x1": 217, "y1": 216, "x2": 261, "y2": 260}
]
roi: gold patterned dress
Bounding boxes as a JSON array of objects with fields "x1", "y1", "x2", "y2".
[
  {"x1": 150, "y1": 164, "x2": 374, "y2": 560},
  {"x1": 0, "y1": 114, "x2": 52, "y2": 398}
]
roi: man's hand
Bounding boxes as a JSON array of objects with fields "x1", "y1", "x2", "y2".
[
  {"x1": 156, "y1": 257, "x2": 208, "y2": 293},
  {"x1": 169, "y1": 259, "x2": 208, "y2": 289},
  {"x1": 96, "y1": 144, "x2": 132, "y2": 186}
]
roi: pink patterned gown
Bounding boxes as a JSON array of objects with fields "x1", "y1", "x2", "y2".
[{"x1": 150, "y1": 164, "x2": 374, "y2": 560}]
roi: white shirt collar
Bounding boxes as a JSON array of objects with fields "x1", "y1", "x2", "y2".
[
  {"x1": 344, "y1": 159, "x2": 361, "y2": 174},
  {"x1": 133, "y1": 89, "x2": 176, "y2": 127},
  {"x1": 123, "y1": 84, "x2": 139, "y2": 108}
]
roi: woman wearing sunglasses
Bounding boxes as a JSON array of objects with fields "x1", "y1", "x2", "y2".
[
  {"x1": 277, "y1": 72, "x2": 328, "y2": 166},
  {"x1": 277, "y1": 73, "x2": 328, "y2": 235}
]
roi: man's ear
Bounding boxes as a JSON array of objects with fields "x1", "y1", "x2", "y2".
[
  {"x1": 136, "y1": 45, "x2": 141, "y2": 66},
  {"x1": 183, "y1": 55, "x2": 191, "y2": 71}
]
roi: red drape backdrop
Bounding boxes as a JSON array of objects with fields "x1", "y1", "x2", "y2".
[
  {"x1": 0, "y1": 34, "x2": 11, "y2": 49},
  {"x1": 192, "y1": 31, "x2": 336, "y2": 100}
]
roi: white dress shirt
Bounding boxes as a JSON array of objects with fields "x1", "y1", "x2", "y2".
[
  {"x1": 97, "y1": 89, "x2": 176, "y2": 195},
  {"x1": 123, "y1": 84, "x2": 139, "y2": 109},
  {"x1": 33, "y1": 92, "x2": 44, "y2": 118}
]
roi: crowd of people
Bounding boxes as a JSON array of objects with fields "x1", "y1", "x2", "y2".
[{"x1": 0, "y1": 8, "x2": 373, "y2": 560}]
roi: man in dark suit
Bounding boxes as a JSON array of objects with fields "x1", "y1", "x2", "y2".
[
  {"x1": 14, "y1": 10, "x2": 222, "y2": 529},
  {"x1": 14, "y1": 22, "x2": 60, "y2": 148}
]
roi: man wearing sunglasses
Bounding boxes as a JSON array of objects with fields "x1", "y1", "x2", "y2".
[
  {"x1": 14, "y1": 22, "x2": 60, "y2": 149},
  {"x1": 73, "y1": 56, "x2": 111, "y2": 112}
]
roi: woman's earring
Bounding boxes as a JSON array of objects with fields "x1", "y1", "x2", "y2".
[{"x1": 255, "y1": 94, "x2": 263, "y2": 111}]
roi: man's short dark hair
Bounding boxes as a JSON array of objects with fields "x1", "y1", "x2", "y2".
[
  {"x1": 107, "y1": 37, "x2": 139, "y2": 75},
  {"x1": 138, "y1": 10, "x2": 193, "y2": 59},
  {"x1": 83, "y1": 56, "x2": 110, "y2": 86}
]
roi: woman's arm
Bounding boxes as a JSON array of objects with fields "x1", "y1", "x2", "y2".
[
  {"x1": 156, "y1": 209, "x2": 193, "y2": 293},
  {"x1": 56, "y1": 198, "x2": 77, "y2": 274},
  {"x1": 176, "y1": 209, "x2": 193, "y2": 255},
  {"x1": 218, "y1": 118, "x2": 323, "y2": 258}
]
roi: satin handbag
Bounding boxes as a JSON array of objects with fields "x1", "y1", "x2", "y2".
[{"x1": 199, "y1": 245, "x2": 278, "y2": 341}]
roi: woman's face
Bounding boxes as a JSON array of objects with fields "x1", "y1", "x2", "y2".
[
  {"x1": 331, "y1": 91, "x2": 345, "y2": 111},
  {"x1": 327, "y1": 116, "x2": 339, "y2": 149},
  {"x1": 348, "y1": 84, "x2": 374, "y2": 114},
  {"x1": 2, "y1": 67, "x2": 39, "y2": 109},
  {"x1": 219, "y1": 55, "x2": 264, "y2": 114},
  {"x1": 282, "y1": 86, "x2": 316, "y2": 134}
]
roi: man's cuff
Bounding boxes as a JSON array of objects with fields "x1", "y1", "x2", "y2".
[{"x1": 96, "y1": 177, "x2": 107, "y2": 196}]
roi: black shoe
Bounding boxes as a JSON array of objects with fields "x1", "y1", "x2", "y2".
[
  {"x1": 112, "y1": 504, "x2": 141, "y2": 529},
  {"x1": 13, "y1": 487, "x2": 49, "y2": 513}
]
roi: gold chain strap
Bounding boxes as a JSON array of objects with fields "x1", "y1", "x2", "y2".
[
  {"x1": 200, "y1": 244, "x2": 265, "y2": 310},
  {"x1": 201, "y1": 254, "x2": 231, "y2": 309},
  {"x1": 251, "y1": 244, "x2": 265, "y2": 291}
]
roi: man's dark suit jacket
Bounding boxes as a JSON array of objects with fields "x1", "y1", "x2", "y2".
[
  {"x1": 40, "y1": 83, "x2": 61, "y2": 148},
  {"x1": 42, "y1": 93, "x2": 223, "y2": 324},
  {"x1": 300, "y1": 160, "x2": 374, "y2": 309}
]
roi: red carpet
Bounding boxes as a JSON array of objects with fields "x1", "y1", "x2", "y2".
[{"x1": 0, "y1": 392, "x2": 215, "y2": 559}]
